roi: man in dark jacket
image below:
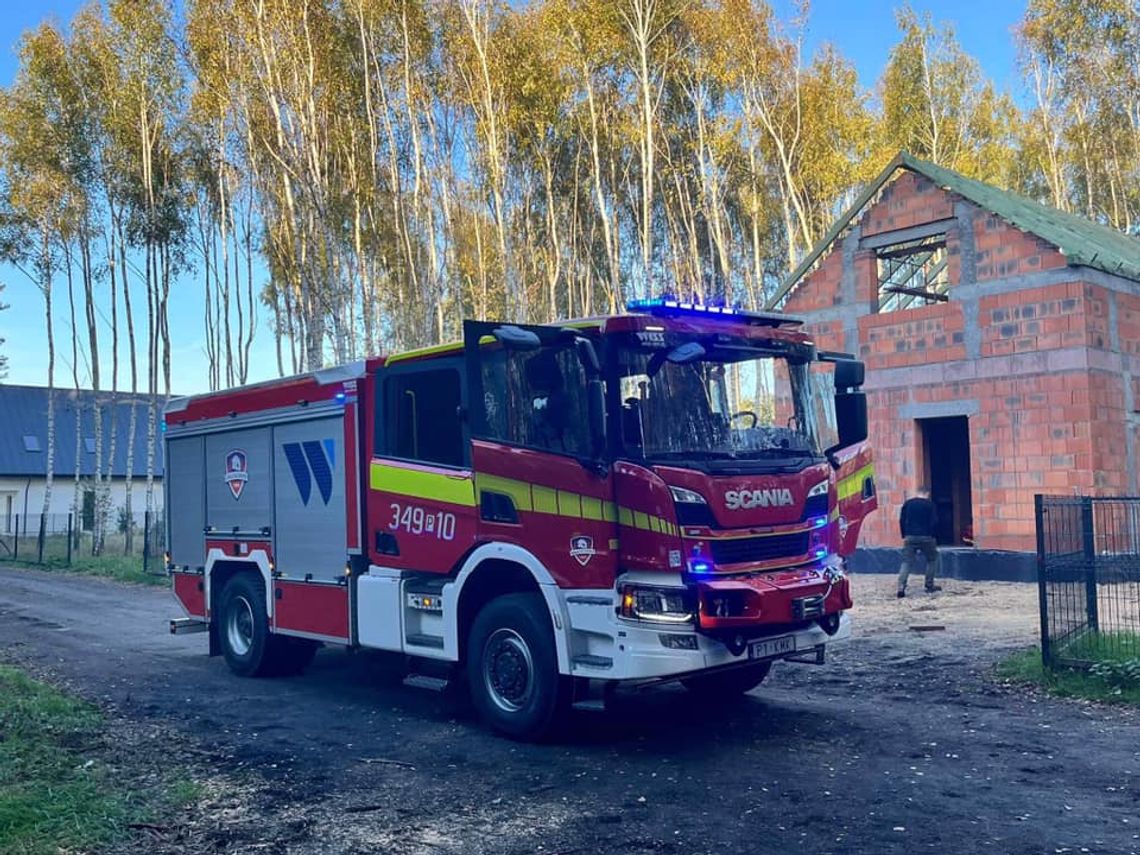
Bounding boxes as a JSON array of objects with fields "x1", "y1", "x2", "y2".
[{"x1": 897, "y1": 486, "x2": 941, "y2": 598}]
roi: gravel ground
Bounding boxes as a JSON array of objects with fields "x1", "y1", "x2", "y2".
[{"x1": 0, "y1": 565, "x2": 1136, "y2": 855}]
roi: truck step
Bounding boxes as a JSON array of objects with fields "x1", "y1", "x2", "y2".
[
  {"x1": 404, "y1": 577, "x2": 447, "y2": 595},
  {"x1": 405, "y1": 633, "x2": 445, "y2": 650},
  {"x1": 572, "y1": 654, "x2": 613, "y2": 669},
  {"x1": 403, "y1": 673, "x2": 450, "y2": 692},
  {"x1": 169, "y1": 617, "x2": 208, "y2": 635}
]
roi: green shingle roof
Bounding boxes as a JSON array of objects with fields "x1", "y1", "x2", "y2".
[{"x1": 769, "y1": 151, "x2": 1140, "y2": 309}]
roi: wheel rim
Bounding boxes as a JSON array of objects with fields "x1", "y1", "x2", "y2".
[
  {"x1": 482, "y1": 628, "x2": 535, "y2": 713},
  {"x1": 226, "y1": 594, "x2": 255, "y2": 657}
]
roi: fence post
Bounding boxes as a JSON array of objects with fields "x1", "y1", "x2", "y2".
[
  {"x1": 66, "y1": 514, "x2": 73, "y2": 566},
  {"x1": 37, "y1": 515, "x2": 45, "y2": 564},
  {"x1": 143, "y1": 510, "x2": 150, "y2": 576},
  {"x1": 13, "y1": 514, "x2": 18, "y2": 561},
  {"x1": 1080, "y1": 497, "x2": 1099, "y2": 632},
  {"x1": 1035, "y1": 495, "x2": 1051, "y2": 667}
]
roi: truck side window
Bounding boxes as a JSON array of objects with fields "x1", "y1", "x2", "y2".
[
  {"x1": 384, "y1": 368, "x2": 464, "y2": 467},
  {"x1": 481, "y1": 346, "x2": 590, "y2": 457}
]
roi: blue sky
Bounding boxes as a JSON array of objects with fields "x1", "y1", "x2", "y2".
[{"x1": 0, "y1": 0, "x2": 1028, "y2": 393}]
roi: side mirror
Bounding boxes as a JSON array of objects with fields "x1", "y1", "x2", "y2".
[
  {"x1": 575, "y1": 336, "x2": 601, "y2": 376},
  {"x1": 833, "y1": 358, "x2": 864, "y2": 390},
  {"x1": 492, "y1": 325, "x2": 542, "y2": 351},
  {"x1": 834, "y1": 390, "x2": 868, "y2": 448}
]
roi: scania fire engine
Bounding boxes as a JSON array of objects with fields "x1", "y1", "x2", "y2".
[{"x1": 166, "y1": 300, "x2": 876, "y2": 738}]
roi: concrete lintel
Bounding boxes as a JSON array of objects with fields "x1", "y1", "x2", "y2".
[
  {"x1": 954, "y1": 264, "x2": 1140, "y2": 302},
  {"x1": 788, "y1": 305, "x2": 861, "y2": 326},
  {"x1": 864, "y1": 348, "x2": 1095, "y2": 390},
  {"x1": 899, "y1": 399, "x2": 980, "y2": 420},
  {"x1": 858, "y1": 217, "x2": 957, "y2": 250}
]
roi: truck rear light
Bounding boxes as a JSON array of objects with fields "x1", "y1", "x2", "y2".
[{"x1": 618, "y1": 584, "x2": 694, "y2": 624}]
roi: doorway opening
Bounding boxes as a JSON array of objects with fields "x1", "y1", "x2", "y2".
[{"x1": 917, "y1": 416, "x2": 974, "y2": 546}]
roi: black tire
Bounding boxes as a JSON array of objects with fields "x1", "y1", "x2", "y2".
[
  {"x1": 681, "y1": 661, "x2": 772, "y2": 699},
  {"x1": 217, "y1": 574, "x2": 319, "y2": 677},
  {"x1": 466, "y1": 592, "x2": 569, "y2": 740},
  {"x1": 218, "y1": 573, "x2": 273, "y2": 677}
]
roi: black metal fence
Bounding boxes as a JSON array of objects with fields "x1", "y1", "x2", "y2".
[
  {"x1": 0, "y1": 511, "x2": 165, "y2": 573},
  {"x1": 1035, "y1": 495, "x2": 1140, "y2": 668}
]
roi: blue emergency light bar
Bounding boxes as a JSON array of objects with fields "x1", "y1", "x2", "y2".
[{"x1": 626, "y1": 297, "x2": 803, "y2": 328}]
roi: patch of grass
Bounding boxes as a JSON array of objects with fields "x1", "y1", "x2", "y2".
[
  {"x1": 167, "y1": 776, "x2": 205, "y2": 808},
  {"x1": 1060, "y1": 630, "x2": 1140, "y2": 664},
  {"x1": 8, "y1": 554, "x2": 167, "y2": 586},
  {"x1": 996, "y1": 647, "x2": 1140, "y2": 706},
  {"x1": 0, "y1": 665, "x2": 128, "y2": 853},
  {"x1": 0, "y1": 665, "x2": 197, "y2": 853}
]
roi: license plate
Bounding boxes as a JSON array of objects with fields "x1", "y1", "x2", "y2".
[{"x1": 749, "y1": 635, "x2": 796, "y2": 660}]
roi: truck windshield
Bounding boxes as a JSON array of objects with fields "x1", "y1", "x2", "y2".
[{"x1": 615, "y1": 338, "x2": 827, "y2": 464}]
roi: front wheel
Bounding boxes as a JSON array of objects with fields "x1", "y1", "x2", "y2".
[
  {"x1": 466, "y1": 592, "x2": 568, "y2": 740},
  {"x1": 681, "y1": 661, "x2": 772, "y2": 699}
]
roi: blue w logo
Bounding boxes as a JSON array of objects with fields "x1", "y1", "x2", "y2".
[{"x1": 283, "y1": 439, "x2": 336, "y2": 506}]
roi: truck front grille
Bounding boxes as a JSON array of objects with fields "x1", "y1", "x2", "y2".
[{"x1": 709, "y1": 531, "x2": 810, "y2": 566}]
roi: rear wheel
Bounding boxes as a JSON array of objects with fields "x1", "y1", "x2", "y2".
[
  {"x1": 466, "y1": 592, "x2": 568, "y2": 740},
  {"x1": 681, "y1": 661, "x2": 772, "y2": 699},
  {"x1": 218, "y1": 573, "x2": 318, "y2": 677}
]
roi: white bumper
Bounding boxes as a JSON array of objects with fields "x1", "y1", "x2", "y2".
[{"x1": 561, "y1": 589, "x2": 851, "y2": 682}]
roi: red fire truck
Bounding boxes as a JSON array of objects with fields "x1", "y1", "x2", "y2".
[{"x1": 166, "y1": 300, "x2": 876, "y2": 738}]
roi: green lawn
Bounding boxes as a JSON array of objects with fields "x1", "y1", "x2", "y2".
[
  {"x1": 7, "y1": 554, "x2": 167, "y2": 586},
  {"x1": 0, "y1": 665, "x2": 198, "y2": 854},
  {"x1": 997, "y1": 639, "x2": 1140, "y2": 706}
]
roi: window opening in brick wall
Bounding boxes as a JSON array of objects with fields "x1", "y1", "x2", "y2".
[{"x1": 877, "y1": 234, "x2": 949, "y2": 313}]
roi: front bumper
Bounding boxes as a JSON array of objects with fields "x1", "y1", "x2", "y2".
[{"x1": 562, "y1": 584, "x2": 851, "y2": 682}]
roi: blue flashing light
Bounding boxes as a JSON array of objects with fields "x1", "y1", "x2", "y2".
[
  {"x1": 627, "y1": 297, "x2": 739, "y2": 317},
  {"x1": 626, "y1": 296, "x2": 802, "y2": 329},
  {"x1": 690, "y1": 560, "x2": 712, "y2": 574},
  {"x1": 810, "y1": 515, "x2": 828, "y2": 529},
  {"x1": 335, "y1": 392, "x2": 347, "y2": 404},
  {"x1": 159, "y1": 421, "x2": 166, "y2": 433},
  {"x1": 813, "y1": 548, "x2": 828, "y2": 559}
]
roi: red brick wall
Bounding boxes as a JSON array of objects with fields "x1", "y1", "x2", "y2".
[
  {"x1": 858, "y1": 302, "x2": 967, "y2": 370},
  {"x1": 973, "y1": 214, "x2": 1067, "y2": 281},
  {"x1": 787, "y1": 245, "x2": 844, "y2": 313},
  {"x1": 782, "y1": 165, "x2": 1137, "y2": 554},
  {"x1": 1089, "y1": 369, "x2": 1129, "y2": 493},
  {"x1": 860, "y1": 171, "x2": 954, "y2": 236},
  {"x1": 860, "y1": 369, "x2": 1097, "y2": 551},
  {"x1": 980, "y1": 282, "x2": 1088, "y2": 356}
]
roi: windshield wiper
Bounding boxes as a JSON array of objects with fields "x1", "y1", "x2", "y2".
[
  {"x1": 649, "y1": 449, "x2": 739, "y2": 460},
  {"x1": 734, "y1": 447, "x2": 817, "y2": 458}
]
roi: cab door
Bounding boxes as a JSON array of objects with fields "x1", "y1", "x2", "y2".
[
  {"x1": 366, "y1": 356, "x2": 477, "y2": 573},
  {"x1": 463, "y1": 321, "x2": 619, "y2": 590}
]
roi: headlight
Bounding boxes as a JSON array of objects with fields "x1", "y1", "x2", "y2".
[
  {"x1": 669, "y1": 486, "x2": 706, "y2": 504},
  {"x1": 618, "y1": 584, "x2": 694, "y2": 623},
  {"x1": 807, "y1": 479, "x2": 829, "y2": 498}
]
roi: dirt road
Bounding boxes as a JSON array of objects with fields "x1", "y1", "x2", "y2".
[{"x1": 1, "y1": 566, "x2": 1136, "y2": 855}]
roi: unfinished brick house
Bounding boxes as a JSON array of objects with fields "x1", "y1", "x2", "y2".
[{"x1": 772, "y1": 152, "x2": 1140, "y2": 554}]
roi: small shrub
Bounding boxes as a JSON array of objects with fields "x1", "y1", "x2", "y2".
[{"x1": 1089, "y1": 658, "x2": 1140, "y2": 690}]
